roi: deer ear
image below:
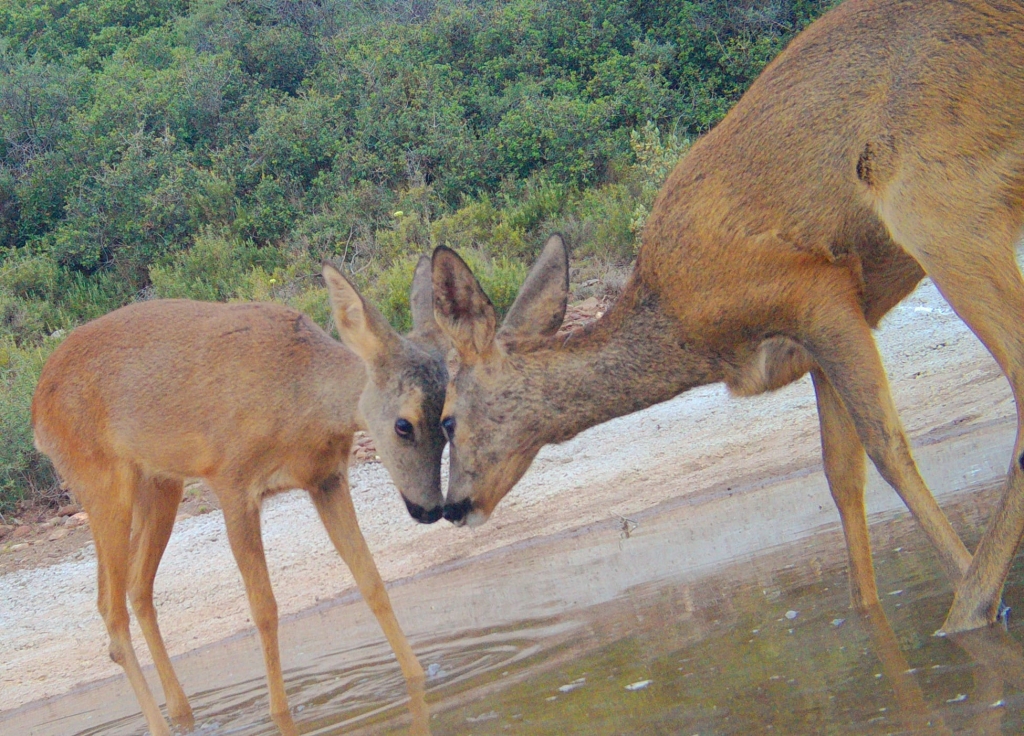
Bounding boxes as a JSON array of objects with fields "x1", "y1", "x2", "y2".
[
  {"x1": 431, "y1": 247, "x2": 497, "y2": 362},
  {"x1": 408, "y1": 254, "x2": 444, "y2": 348},
  {"x1": 323, "y1": 262, "x2": 399, "y2": 364},
  {"x1": 499, "y1": 234, "x2": 569, "y2": 339}
]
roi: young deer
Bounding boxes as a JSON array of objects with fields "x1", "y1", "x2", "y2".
[
  {"x1": 31, "y1": 258, "x2": 446, "y2": 736},
  {"x1": 432, "y1": 0, "x2": 1024, "y2": 634}
]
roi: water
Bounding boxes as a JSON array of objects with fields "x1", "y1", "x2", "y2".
[{"x1": 5, "y1": 410, "x2": 1024, "y2": 735}]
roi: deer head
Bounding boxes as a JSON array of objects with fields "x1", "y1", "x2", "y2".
[
  {"x1": 324, "y1": 257, "x2": 449, "y2": 523},
  {"x1": 431, "y1": 235, "x2": 569, "y2": 526}
]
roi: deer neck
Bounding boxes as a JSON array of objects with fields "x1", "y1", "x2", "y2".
[{"x1": 521, "y1": 281, "x2": 720, "y2": 446}]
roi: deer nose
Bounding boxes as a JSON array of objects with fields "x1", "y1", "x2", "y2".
[
  {"x1": 443, "y1": 498, "x2": 473, "y2": 524},
  {"x1": 403, "y1": 497, "x2": 443, "y2": 524}
]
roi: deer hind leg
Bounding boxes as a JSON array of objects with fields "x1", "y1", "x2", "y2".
[
  {"x1": 216, "y1": 487, "x2": 289, "y2": 717},
  {"x1": 879, "y1": 198, "x2": 1024, "y2": 632},
  {"x1": 310, "y1": 473, "x2": 426, "y2": 686},
  {"x1": 87, "y1": 461, "x2": 172, "y2": 736},
  {"x1": 802, "y1": 287, "x2": 972, "y2": 585},
  {"x1": 127, "y1": 475, "x2": 193, "y2": 728},
  {"x1": 811, "y1": 368, "x2": 879, "y2": 609}
]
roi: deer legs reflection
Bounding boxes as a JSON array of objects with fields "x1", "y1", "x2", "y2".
[
  {"x1": 859, "y1": 604, "x2": 952, "y2": 735},
  {"x1": 861, "y1": 603, "x2": 1024, "y2": 735},
  {"x1": 947, "y1": 626, "x2": 1024, "y2": 736}
]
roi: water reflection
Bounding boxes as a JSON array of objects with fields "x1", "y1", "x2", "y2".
[
  {"x1": 850, "y1": 602, "x2": 943, "y2": 734},
  {"x1": 946, "y1": 626, "x2": 1024, "y2": 735}
]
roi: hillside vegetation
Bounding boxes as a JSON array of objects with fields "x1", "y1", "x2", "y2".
[{"x1": 0, "y1": 0, "x2": 837, "y2": 511}]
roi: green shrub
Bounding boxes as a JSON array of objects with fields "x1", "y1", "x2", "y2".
[
  {"x1": 362, "y1": 248, "x2": 527, "y2": 335},
  {"x1": 431, "y1": 197, "x2": 500, "y2": 252},
  {"x1": 502, "y1": 180, "x2": 569, "y2": 236},
  {"x1": 374, "y1": 211, "x2": 432, "y2": 265},
  {"x1": 149, "y1": 230, "x2": 286, "y2": 301},
  {"x1": 629, "y1": 121, "x2": 692, "y2": 196},
  {"x1": 366, "y1": 257, "x2": 418, "y2": 333},
  {"x1": 0, "y1": 252, "x2": 60, "y2": 300},
  {"x1": 431, "y1": 197, "x2": 529, "y2": 260},
  {"x1": 236, "y1": 175, "x2": 300, "y2": 246},
  {"x1": 0, "y1": 292, "x2": 59, "y2": 344},
  {"x1": 0, "y1": 336, "x2": 60, "y2": 514},
  {"x1": 457, "y1": 250, "x2": 529, "y2": 321},
  {"x1": 55, "y1": 267, "x2": 136, "y2": 326},
  {"x1": 572, "y1": 183, "x2": 640, "y2": 263}
]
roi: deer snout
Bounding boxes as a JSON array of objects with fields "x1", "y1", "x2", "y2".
[
  {"x1": 442, "y1": 497, "x2": 473, "y2": 525},
  {"x1": 402, "y1": 496, "x2": 443, "y2": 524},
  {"x1": 443, "y1": 498, "x2": 490, "y2": 527}
]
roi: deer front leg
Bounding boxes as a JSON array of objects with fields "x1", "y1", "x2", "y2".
[
  {"x1": 310, "y1": 474, "x2": 428, "y2": 731},
  {"x1": 219, "y1": 491, "x2": 289, "y2": 717},
  {"x1": 804, "y1": 296, "x2": 972, "y2": 585},
  {"x1": 811, "y1": 368, "x2": 879, "y2": 609}
]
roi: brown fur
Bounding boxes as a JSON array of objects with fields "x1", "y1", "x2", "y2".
[
  {"x1": 31, "y1": 260, "x2": 445, "y2": 736},
  {"x1": 433, "y1": 0, "x2": 1024, "y2": 634}
]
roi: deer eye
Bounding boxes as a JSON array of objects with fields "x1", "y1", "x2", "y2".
[
  {"x1": 441, "y1": 416, "x2": 456, "y2": 442},
  {"x1": 394, "y1": 418, "x2": 414, "y2": 439}
]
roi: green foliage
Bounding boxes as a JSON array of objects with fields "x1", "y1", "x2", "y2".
[
  {"x1": 149, "y1": 230, "x2": 286, "y2": 301},
  {"x1": 367, "y1": 248, "x2": 527, "y2": 335},
  {"x1": 0, "y1": 335, "x2": 60, "y2": 513},
  {"x1": 0, "y1": 251, "x2": 59, "y2": 299},
  {"x1": 457, "y1": 250, "x2": 529, "y2": 321},
  {"x1": 367, "y1": 257, "x2": 419, "y2": 334},
  {"x1": 0, "y1": 0, "x2": 840, "y2": 505},
  {"x1": 0, "y1": 0, "x2": 186, "y2": 65}
]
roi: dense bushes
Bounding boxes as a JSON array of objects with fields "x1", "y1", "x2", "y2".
[{"x1": 0, "y1": 0, "x2": 839, "y2": 512}]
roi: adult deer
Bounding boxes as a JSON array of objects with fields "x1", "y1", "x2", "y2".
[
  {"x1": 31, "y1": 258, "x2": 446, "y2": 736},
  {"x1": 432, "y1": 0, "x2": 1024, "y2": 634}
]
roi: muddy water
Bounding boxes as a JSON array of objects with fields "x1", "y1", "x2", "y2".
[{"x1": 5, "y1": 420, "x2": 1024, "y2": 735}]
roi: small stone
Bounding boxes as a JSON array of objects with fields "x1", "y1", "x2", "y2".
[
  {"x1": 12, "y1": 525, "x2": 31, "y2": 539},
  {"x1": 831, "y1": 618, "x2": 846, "y2": 627},
  {"x1": 946, "y1": 694, "x2": 967, "y2": 704},
  {"x1": 48, "y1": 528, "x2": 69, "y2": 541},
  {"x1": 46, "y1": 516, "x2": 63, "y2": 527},
  {"x1": 57, "y1": 504, "x2": 80, "y2": 517},
  {"x1": 558, "y1": 678, "x2": 586, "y2": 693},
  {"x1": 785, "y1": 610, "x2": 799, "y2": 620},
  {"x1": 9, "y1": 543, "x2": 29, "y2": 552},
  {"x1": 625, "y1": 680, "x2": 652, "y2": 691},
  {"x1": 66, "y1": 512, "x2": 89, "y2": 528}
]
